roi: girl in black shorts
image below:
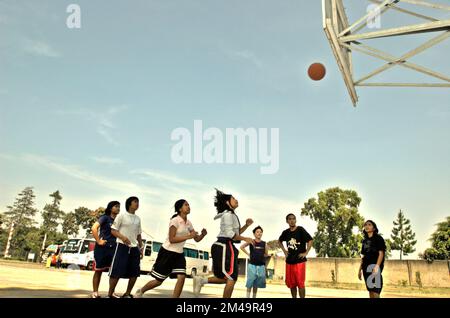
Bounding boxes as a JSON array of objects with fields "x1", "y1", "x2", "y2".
[{"x1": 135, "y1": 199, "x2": 207, "y2": 298}]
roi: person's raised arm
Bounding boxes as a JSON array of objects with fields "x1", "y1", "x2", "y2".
[
  {"x1": 168, "y1": 226, "x2": 197, "y2": 243},
  {"x1": 239, "y1": 218, "x2": 254, "y2": 234},
  {"x1": 194, "y1": 228, "x2": 207, "y2": 242},
  {"x1": 221, "y1": 213, "x2": 254, "y2": 245},
  {"x1": 240, "y1": 242, "x2": 250, "y2": 257}
]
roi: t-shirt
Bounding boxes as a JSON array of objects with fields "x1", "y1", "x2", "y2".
[
  {"x1": 97, "y1": 214, "x2": 116, "y2": 245},
  {"x1": 278, "y1": 226, "x2": 313, "y2": 264},
  {"x1": 111, "y1": 211, "x2": 142, "y2": 248},
  {"x1": 361, "y1": 234, "x2": 386, "y2": 270},
  {"x1": 215, "y1": 210, "x2": 242, "y2": 243},
  {"x1": 249, "y1": 240, "x2": 266, "y2": 266},
  {"x1": 162, "y1": 215, "x2": 195, "y2": 254}
]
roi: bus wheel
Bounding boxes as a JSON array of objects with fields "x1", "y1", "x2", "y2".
[
  {"x1": 191, "y1": 268, "x2": 197, "y2": 278},
  {"x1": 87, "y1": 261, "x2": 94, "y2": 271}
]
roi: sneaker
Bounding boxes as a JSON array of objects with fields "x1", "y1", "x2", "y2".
[
  {"x1": 134, "y1": 289, "x2": 144, "y2": 298},
  {"x1": 108, "y1": 293, "x2": 120, "y2": 298},
  {"x1": 193, "y1": 276, "x2": 204, "y2": 297},
  {"x1": 121, "y1": 294, "x2": 134, "y2": 298},
  {"x1": 91, "y1": 292, "x2": 101, "y2": 298}
]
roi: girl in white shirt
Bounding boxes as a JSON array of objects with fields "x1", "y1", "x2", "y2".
[
  {"x1": 135, "y1": 199, "x2": 207, "y2": 298},
  {"x1": 193, "y1": 189, "x2": 254, "y2": 298}
]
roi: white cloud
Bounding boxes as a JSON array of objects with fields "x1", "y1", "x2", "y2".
[
  {"x1": 23, "y1": 39, "x2": 61, "y2": 58},
  {"x1": 226, "y1": 49, "x2": 263, "y2": 69},
  {"x1": 56, "y1": 105, "x2": 128, "y2": 146},
  {"x1": 91, "y1": 156, "x2": 124, "y2": 165},
  {"x1": 217, "y1": 42, "x2": 264, "y2": 69},
  {"x1": 97, "y1": 126, "x2": 119, "y2": 146},
  {"x1": 130, "y1": 169, "x2": 204, "y2": 187},
  {"x1": 18, "y1": 154, "x2": 161, "y2": 198}
]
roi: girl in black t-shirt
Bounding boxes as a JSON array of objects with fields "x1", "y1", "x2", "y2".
[{"x1": 358, "y1": 220, "x2": 386, "y2": 298}]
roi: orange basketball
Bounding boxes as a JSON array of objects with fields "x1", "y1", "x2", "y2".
[{"x1": 308, "y1": 63, "x2": 326, "y2": 81}]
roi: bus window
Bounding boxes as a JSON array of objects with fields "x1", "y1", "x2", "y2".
[
  {"x1": 185, "y1": 248, "x2": 198, "y2": 259},
  {"x1": 199, "y1": 252, "x2": 204, "y2": 260},
  {"x1": 144, "y1": 244, "x2": 152, "y2": 256},
  {"x1": 152, "y1": 242, "x2": 162, "y2": 253},
  {"x1": 203, "y1": 251, "x2": 209, "y2": 260}
]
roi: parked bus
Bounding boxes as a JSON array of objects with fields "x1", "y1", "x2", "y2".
[
  {"x1": 60, "y1": 237, "x2": 96, "y2": 270},
  {"x1": 140, "y1": 241, "x2": 209, "y2": 277}
]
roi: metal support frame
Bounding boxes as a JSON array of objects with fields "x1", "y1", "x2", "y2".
[{"x1": 323, "y1": 0, "x2": 450, "y2": 106}]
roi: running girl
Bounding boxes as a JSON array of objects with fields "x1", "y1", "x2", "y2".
[
  {"x1": 135, "y1": 199, "x2": 207, "y2": 298},
  {"x1": 193, "y1": 189, "x2": 254, "y2": 298}
]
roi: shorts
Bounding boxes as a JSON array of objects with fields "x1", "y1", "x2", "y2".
[
  {"x1": 285, "y1": 262, "x2": 306, "y2": 289},
  {"x1": 93, "y1": 242, "x2": 116, "y2": 272},
  {"x1": 150, "y1": 247, "x2": 186, "y2": 282},
  {"x1": 109, "y1": 243, "x2": 141, "y2": 279},
  {"x1": 211, "y1": 238, "x2": 239, "y2": 281},
  {"x1": 246, "y1": 264, "x2": 266, "y2": 288},
  {"x1": 363, "y1": 264, "x2": 383, "y2": 294}
]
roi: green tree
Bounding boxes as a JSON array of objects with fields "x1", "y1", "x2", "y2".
[
  {"x1": 3, "y1": 187, "x2": 38, "y2": 258},
  {"x1": 45, "y1": 231, "x2": 68, "y2": 246},
  {"x1": 62, "y1": 212, "x2": 79, "y2": 237},
  {"x1": 41, "y1": 191, "x2": 64, "y2": 233},
  {"x1": 4, "y1": 187, "x2": 38, "y2": 228},
  {"x1": 22, "y1": 227, "x2": 43, "y2": 260},
  {"x1": 384, "y1": 238, "x2": 392, "y2": 259},
  {"x1": 419, "y1": 216, "x2": 449, "y2": 262},
  {"x1": 390, "y1": 209, "x2": 417, "y2": 260},
  {"x1": 300, "y1": 187, "x2": 364, "y2": 257},
  {"x1": 74, "y1": 206, "x2": 103, "y2": 236}
]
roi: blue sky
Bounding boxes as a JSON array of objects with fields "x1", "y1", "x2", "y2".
[{"x1": 0, "y1": 0, "x2": 449, "y2": 258}]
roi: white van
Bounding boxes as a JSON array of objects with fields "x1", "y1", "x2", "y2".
[{"x1": 61, "y1": 237, "x2": 96, "y2": 270}]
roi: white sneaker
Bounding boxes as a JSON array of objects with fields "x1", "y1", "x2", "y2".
[
  {"x1": 134, "y1": 288, "x2": 144, "y2": 298},
  {"x1": 193, "y1": 276, "x2": 204, "y2": 297}
]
